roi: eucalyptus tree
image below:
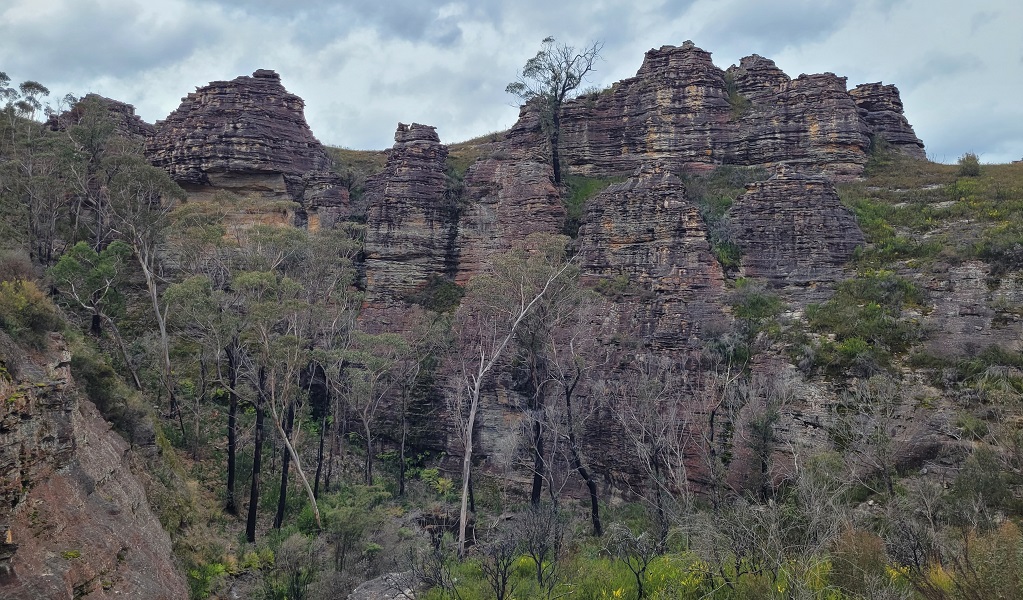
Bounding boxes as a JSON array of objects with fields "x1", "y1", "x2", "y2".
[
  {"x1": 506, "y1": 37, "x2": 602, "y2": 184},
  {"x1": 48, "y1": 240, "x2": 141, "y2": 389},
  {"x1": 103, "y1": 152, "x2": 186, "y2": 417}
]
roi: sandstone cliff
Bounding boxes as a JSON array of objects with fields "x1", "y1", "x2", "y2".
[
  {"x1": 147, "y1": 69, "x2": 347, "y2": 228},
  {"x1": 727, "y1": 170, "x2": 865, "y2": 299},
  {"x1": 0, "y1": 334, "x2": 185, "y2": 600},
  {"x1": 539, "y1": 41, "x2": 923, "y2": 180},
  {"x1": 579, "y1": 165, "x2": 729, "y2": 349},
  {"x1": 363, "y1": 123, "x2": 457, "y2": 312}
]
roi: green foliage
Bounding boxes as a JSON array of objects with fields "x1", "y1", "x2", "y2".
[
  {"x1": 957, "y1": 152, "x2": 981, "y2": 177},
  {"x1": 188, "y1": 561, "x2": 228, "y2": 599},
  {"x1": 48, "y1": 240, "x2": 132, "y2": 324},
  {"x1": 563, "y1": 175, "x2": 620, "y2": 237},
  {"x1": 723, "y1": 72, "x2": 751, "y2": 120},
  {"x1": 804, "y1": 271, "x2": 922, "y2": 375},
  {"x1": 406, "y1": 276, "x2": 464, "y2": 312},
  {"x1": 595, "y1": 273, "x2": 632, "y2": 298},
  {"x1": 0, "y1": 278, "x2": 61, "y2": 349},
  {"x1": 685, "y1": 166, "x2": 770, "y2": 273},
  {"x1": 69, "y1": 339, "x2": 154, "y2": 446}
]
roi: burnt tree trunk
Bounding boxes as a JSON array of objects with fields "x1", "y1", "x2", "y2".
[
  {"x1": 246, "y1": 367, "x2": 266, "y2": 543},
  {"x1": 225, "y1": 344, "x2": 239, "y2": 515},
  {"x1": 273, "y1": 400, "x2": 296, "y2": 529}
]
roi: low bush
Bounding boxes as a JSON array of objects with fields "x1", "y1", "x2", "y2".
[
  {"x1": 0, "y1": 278, "x2": 61, "y2": 349},
  {"x1": 957, "y1": 152, "x2": 981, "y2": 177}
]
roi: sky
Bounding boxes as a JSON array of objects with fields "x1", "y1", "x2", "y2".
[{"x1": 1, "y1": 0, "x2": 1020, "y2": 163}]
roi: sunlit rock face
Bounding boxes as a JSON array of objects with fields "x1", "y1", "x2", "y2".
[
  {"x1": 147, "y1": 69, "x2": 347, "y2": 227},
  {"x1": 536, "y1": 42, "x2": 923, "y2": 181}
]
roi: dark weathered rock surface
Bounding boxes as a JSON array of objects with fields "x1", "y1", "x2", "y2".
[
  {"x1": 552, "y1": 42, "x2": 732, "y2": 177},
  {"x1": 921, "y1": 261, "x2": 1023, "y2": 357},
  {"x1": 47, "y1": 93, "x2": 156, "y2": 139},
  {"x1": 727, "y1": 171, "x2": 865, "y2": 298},
  {"x1": 0, "y1": 334, "x2": 185, "y2": 599},
  {"x1": 147, "y1": 69, "x2": 347, "y2": 226},
  {"x1": 454, "y1": 149, "x2": 565, "y2": 283},
  {"x1": 535, "y1": 42, "x2": 923, "y2": 181},
  {"x1": 579, "y1": 164, "x2": 729, "y2": 349},
  {"x1": 363, "y1": 123, "x2": 457, "y2": 309},
  {"x1": 850, "y1": 82, "x2": 927, "y2": 159}
]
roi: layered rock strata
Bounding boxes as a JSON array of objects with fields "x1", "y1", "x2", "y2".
[
  {"x1": 147, "y1": 69, "x2": 347, "y2": 227},
  {"x1": 47, "y1": 94, "x2": 156, "y2": 139},
  {"x1": 454, "y1": 150, "x2": 565, "y2": 283},
  {"x1": 850, "y1": 82, "x2": 927, "y2": 159},
  {"x1": 727, "y1": 171, "x2": 865, "y2": 297},
  {"x1": 0, "y1": 334, "x2": 185, "y2": 599},
  {"x1": 726, "y1": 55, "x2": 868, "y2": 179},
  {"x1": 579, "y1": 165, "x2": 728, "y2": 349},
  {"x1": 363, "y1": 123, "x2": 457, "y2": 310},
  {"x1": 541, "y1": 42, "x2": 923, "y2": 180}
]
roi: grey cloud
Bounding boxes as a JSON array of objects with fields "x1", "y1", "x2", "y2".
[
  {"x1": 0, "y1": 0, "x2": 220, "y2": 79},
  {"x1": 896, "y1": 53, "x2": 983, "y2": 89},
  {"x1": 696, "y1": 1, "x2": 857, "y2": 56}
]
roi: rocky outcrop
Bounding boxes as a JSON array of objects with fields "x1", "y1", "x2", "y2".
[
  {"x1": 850, "y1": 82, "x2": 927, "y2": 159},
  {"x1": 921, "y1": 261, "x2": 1023, "y2": 357},
  {"x1": 727, "y1": 171, "x2": 865, "y2": 298},
  {"x1": 553, "y1": 42, "x2": 732, "y2": 177},
  {"x1": 579, "y1": 165, "x2": 729, "y2": 349},
  {"x1": 47, "y1": 94, "x2": 155, "y2": 139},
  {"x1": 538, "y1": 42, "x2": 923, "y2": 181},
  {"x1": 0, "y1": 334, "x2": 185, "y2": 599},
  {"x1": 726, "y1": 56, "x2": 869, "y2": 179},
  {"x1": 147, "y1": 69, "x2": 347, "y2": 227},
  {"x1": 454, "y1": 150, "x2": 565, "y2": 282},
  {"x1": 363, "y1": 123, "x2": 457, "y2": 310}
]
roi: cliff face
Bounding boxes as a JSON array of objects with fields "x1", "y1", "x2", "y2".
[
  {"x1": 0, "y1": 334, "x2": 185, "y2": 600},
  {"x1": 455, "y1": 150, "x2": 565, "y2": 282},
  {"x1": 547, "y1": 42, "x2": 923, "y2": 181},
  {"x1": 850, "y1": 82, "x2": 927, "y2": 159},
  {"x1": 147, "y1": 69, "x2": 348, "y2": 228},
  {"x1": 363, "y1": 123, "x2": 456, "y2": 312},
  {"x1": 579, "y1": 165, "x2": 729, "y2": 349},
  {"x1": 727, "y1": 171, "x2": 865, "y2": 299}
]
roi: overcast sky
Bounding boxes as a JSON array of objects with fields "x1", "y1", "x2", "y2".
[{"x1": 2, "y1": 0, "x2": 1020, "y2": 163}]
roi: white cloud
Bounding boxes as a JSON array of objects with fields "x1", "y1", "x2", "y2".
[{"x1": 0, "y1": 0, "x2": 1019, "y2": 162}]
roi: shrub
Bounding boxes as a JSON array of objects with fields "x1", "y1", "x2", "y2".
[
  {"x1": 0, "y1": 278, "x2": 61, "y2": 349},
  {"x1": 803, "y1": 271, "x2": 923, "y2": 375},
  {"x1": 830, "y1": 528, "x2": 890, "y2": 598},
  {"x1": 957, "y1": 152, "x2": 981, "y2": 177},
  {"x1": 406, "y1": 276, "x2": 464, "y2": 313},
  {"x1": 0, "y1": 251, "x2": 34, "y2": 282}
]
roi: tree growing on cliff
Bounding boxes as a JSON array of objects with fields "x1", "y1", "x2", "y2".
[{"x1": 506, "y1": 37, "x2": 602, "y2": 184}]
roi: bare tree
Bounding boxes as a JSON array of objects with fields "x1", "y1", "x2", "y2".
[
  {"x1": 522, "y1": 502, "x2": 566, "y2": 599},
  {"x1": 605, "y1": 523, "x2": 661, "y2": 599},
  {"x1": 506, "y1": 37, "x2": 602, "y2": 184},
  {"x1": 475, "y1": 526, "x2": 522, "y2": 600},
  {"x1": 838, "y1": 374, "x2": 903, "y2": 497},
  {"x1": 449, "y1": 234, "x2": 577, "y2": 557},
  {"x1": 614, "y1": 356, "x2": 698, "y2": 541}
]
